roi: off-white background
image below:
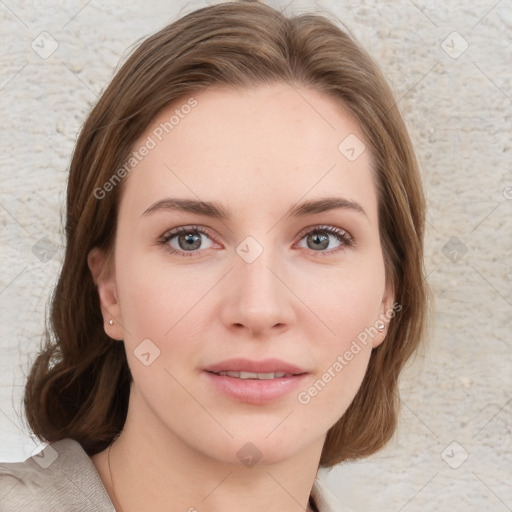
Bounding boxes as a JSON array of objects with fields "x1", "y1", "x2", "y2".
[{"x1": 0, "y1": 1, "x2": 510, "y2": 510}]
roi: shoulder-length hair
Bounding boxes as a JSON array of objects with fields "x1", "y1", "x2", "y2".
[{"x1": 23, "y1": 0, "x2": 428, "y2": 468}]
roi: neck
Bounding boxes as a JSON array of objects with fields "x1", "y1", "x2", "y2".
[{"x1": 93, "y1": 386, "x2": 324, "y2": 512}]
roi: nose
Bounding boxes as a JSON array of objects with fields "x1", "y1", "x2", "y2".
[{"x1": 220, "y1": 244, "x2": 296, "y2": 337}]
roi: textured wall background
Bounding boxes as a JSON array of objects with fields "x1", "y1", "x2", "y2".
[{"x1": 0, "y1": 1, "x2": 510, "y2": 510}]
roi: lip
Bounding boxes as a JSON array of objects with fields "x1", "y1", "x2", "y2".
[
  {"x1": 202, "y1": 358, "x2": 309, "y2": 405},
  {"x1": 204, "y1": 358, "x2": 307, "y2": 375},
  {"x1": 203, "y1": 371, "x2": 308, "y2": 405}
]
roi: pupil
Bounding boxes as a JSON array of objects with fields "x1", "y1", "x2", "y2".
[
  {"x1": 309, "y1": 233, "x2": 328, "y2": 250},
  {"x1": 179, "y1": 232, "x2": 201, "y2": 250}
]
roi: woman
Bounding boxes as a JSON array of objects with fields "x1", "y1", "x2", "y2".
[{"x1": 0, "y1": 1, "x2": 428, "y2": 511}]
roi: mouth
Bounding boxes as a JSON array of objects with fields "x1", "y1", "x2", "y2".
[{"x1": 202, "y1": 358, "x2": 309, "y2": 404}]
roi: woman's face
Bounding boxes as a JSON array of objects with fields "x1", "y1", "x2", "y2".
[{"x1": 91, "y1": 83, "x2": 393, "y2": 465}]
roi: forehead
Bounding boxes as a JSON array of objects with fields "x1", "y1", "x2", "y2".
[{"x1": 119, "y1": 83, "x2": 377, "y2": 223}]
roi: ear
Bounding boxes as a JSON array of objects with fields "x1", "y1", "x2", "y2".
[
  {"x1": 88, "y1": 247, "x2": 124, "y2": 341},
  {"x1": 372, "y1": 282, "x2": 396, "y2": 349}
]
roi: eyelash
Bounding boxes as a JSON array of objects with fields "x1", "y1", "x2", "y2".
[{"x1": 157, "y1": 224, "x2": 355, "y2": 258}]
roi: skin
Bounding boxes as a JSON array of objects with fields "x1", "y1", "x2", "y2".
[{"x1": 88, "y1": 83, "x2": 393, "y2": 512}]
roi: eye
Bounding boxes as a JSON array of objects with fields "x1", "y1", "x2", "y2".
[
  {"x1": 158, "y1": 224, "x2": 354, "y2": 258},
  {"x1": 158, "y1": 225, "x2": 218, "y2": 256},
  {"x1": 295, "y1": 225, "x2": 354, "y2": 256}
]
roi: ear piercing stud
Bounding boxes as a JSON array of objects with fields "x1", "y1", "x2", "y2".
[
  {"x1": 377, "y1": 322, "x2": 385, "y2": 331},
  {"x1": 109, "y1": 320, "x2": 114, "y2": 326}
]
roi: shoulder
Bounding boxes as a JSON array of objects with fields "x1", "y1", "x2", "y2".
[
  {"x1": 0, "y1": 438, "x2": 115, "y2": 512},
  {"x1": 311, "y1": 476, "x2": 355, "y2": 512}
]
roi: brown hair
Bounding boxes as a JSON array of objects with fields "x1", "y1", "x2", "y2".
[{"x1": 23, "y1": 0, "x2": 428, "y2": 468}]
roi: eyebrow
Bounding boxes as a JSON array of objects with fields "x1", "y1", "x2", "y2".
[{"x1": 141, "y1": 196, "x2": 368, "y2": 220}]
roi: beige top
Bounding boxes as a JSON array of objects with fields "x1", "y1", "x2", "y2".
[{"x1": 0, "y1": 438, "x2": 351, "y2": 512}]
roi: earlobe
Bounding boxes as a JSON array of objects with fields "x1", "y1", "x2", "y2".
[
  {"x1": 372, "y1": 324, "x2": 387, "y2": 349},
  {"x1": 87, "y1": 248, "x2": 124, "y2": 341}
]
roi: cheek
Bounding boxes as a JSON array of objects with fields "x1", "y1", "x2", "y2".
[
  {"x1": 115, "y1": 256, "x2": 207, "y2": 407},
  {"x1": 114, "y1": 244, "x2": 207, "y2": 340},
  {"x1": 299, "y1": 253, "x2": 386, "y2": 345},
  {"x1": 292, "y1": 256, "x2": 385, "y2": 411}
]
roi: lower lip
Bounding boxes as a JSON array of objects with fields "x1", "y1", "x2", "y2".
[{"x1": 203, "y1": 371, "x2": 309, "y2": 405}]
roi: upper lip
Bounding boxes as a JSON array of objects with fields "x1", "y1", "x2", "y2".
[{"x1": 204, "y1": 358, "x2": 307, "y2": 375}]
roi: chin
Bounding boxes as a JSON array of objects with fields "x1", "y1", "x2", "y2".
[{"x1": 205, "y1": 428, "x2": 319, "y2": 468}]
